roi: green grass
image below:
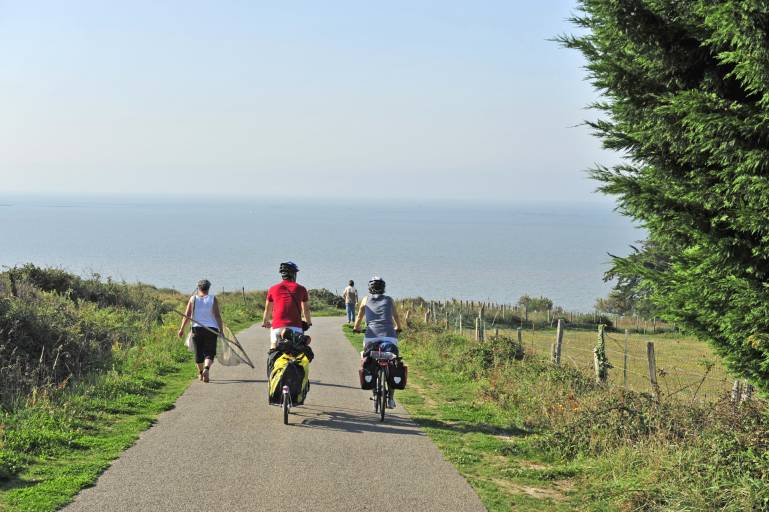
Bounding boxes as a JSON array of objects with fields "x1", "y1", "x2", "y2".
[
  {"x1": 0, "y1": 293, "x2": 262, "y2": 512},
  {"x1": 344, "y1": 322, "x2": 769, "y2": 511}
]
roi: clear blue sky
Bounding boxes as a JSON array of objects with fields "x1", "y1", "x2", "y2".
[{"x1": 0, "y1": 1, "x2": 616, "y2": 201}]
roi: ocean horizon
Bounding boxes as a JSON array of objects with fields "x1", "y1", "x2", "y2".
[{"x1": 1, "y1": 194, "x2": 642, "y2": 311}]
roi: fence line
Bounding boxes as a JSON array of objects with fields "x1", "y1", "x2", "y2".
[{"x1": 398, "y1": 300, "x2": 740, "y2": 402}]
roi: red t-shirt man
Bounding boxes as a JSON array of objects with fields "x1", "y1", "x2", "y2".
[{"x1": 266, "y1": 281, "x2": 309, "y2": 328}]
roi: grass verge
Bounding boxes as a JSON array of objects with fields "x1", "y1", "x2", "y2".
[
  {"x1": 343, "y1": 322, "x2": 769, "y2": 511},
  {"x1": 0, "y1": 294, "x2": 261, "y2": 512}
]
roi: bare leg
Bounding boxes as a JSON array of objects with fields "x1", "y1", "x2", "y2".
[
  {"x1": 202, "y1": 358, "x2": 213, "y2": 382},
  {"x1": 196, "y1": 362, "x2": 204, "y2": 380}
]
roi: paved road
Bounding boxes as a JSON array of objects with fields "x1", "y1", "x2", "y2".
[{"x1": 64, "y1": 317, "x2": 485, "y2": 512}]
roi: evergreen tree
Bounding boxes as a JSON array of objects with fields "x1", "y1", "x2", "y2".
[{"x1": 561, "y1": 1, "x2": 769, "y2": 392}]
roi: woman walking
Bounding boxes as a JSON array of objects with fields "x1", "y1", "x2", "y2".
[{"x1": 177, "y1": 279, "x2": 224, "y2": 383}]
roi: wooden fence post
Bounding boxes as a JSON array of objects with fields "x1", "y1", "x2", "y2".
[
  {"x1": 647, "y1": 342, "x2": 660, "y2": 401},
  {"x1": 623, "y1": 329, "x2": 629, "y2": 391},
  {"x1": 459, "y1": 314, "x2": 463, "y2": 336},
  {"x1": 742, "y1": 382, "x2": 754, "y2": 403},
  {"x1": 551, "y1": 319, "x2": 563, "y2": 365},
  {"x1": 242, "y1": 286, "x2": 247, "y2": 307},
  {"x1": 475, "y1": 317, "x2": 480, "y2": 341},
  {"x1": 593, "y1": 324, "x2": 609, "y2": 384},
  {"x1": 731, "y1": 380, "x2": 742, "y2": 403}
]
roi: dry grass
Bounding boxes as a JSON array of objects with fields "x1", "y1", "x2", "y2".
[{"x1": 479, "y1": 326, "x2": 733, "y2": 402}]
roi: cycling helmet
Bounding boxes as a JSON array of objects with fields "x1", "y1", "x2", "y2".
[
  {"x1": 279, "y1": 261, "x2": 299, "y2": 280},
  {"x1": 368, "y1": 276, "x2": 385, "y2": 294}
]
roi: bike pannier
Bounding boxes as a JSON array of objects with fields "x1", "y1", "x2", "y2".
[
  {"x1": 359, "y1": 357, "x2": 376, "y2": 390},
  {"x1": 388, "y1": 361, "x2": 408, "y2": 389}
]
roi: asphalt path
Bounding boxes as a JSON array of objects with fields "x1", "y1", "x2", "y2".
[{"x1": 63, "y1": 316, "x2": 485, "y2": 512}]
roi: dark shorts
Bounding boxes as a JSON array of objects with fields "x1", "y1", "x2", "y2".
[{"x1": 192, "y1": 327, "x2": 218, "y2": 364}]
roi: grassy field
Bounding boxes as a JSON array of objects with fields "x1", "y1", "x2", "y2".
[
  {"x1": 0, "y1": 267, "x2": 343, "y2": 512},
  {"x1": 493, "y1": 326, "x2": 734, "y2": 401},
  {"x1": 345, "y1": 320, "x2": 769, "y2": 511}
]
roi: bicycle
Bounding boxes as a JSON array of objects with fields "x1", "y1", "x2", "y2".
[
  {"x1": 268, "y1": 330, "x2": 313, "y2": 425},
  {"x1": 369, "y1": 349, "x2": 397, "y2": 422}
]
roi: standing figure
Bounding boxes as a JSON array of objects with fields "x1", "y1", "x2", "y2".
[
  {"x1": 262, "y1": 262, "x2": 313, "y2": 349},
  {"x1": 342, "y1": 280, "x2": 358, "y2": 324},
  {"x1": 177, "y1": 279, "x2": 224, "y2": 383}
]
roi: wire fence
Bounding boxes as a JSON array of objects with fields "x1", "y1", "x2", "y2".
[{"x1": 397, "y1": 299, "x2": 747, "y2": 404}]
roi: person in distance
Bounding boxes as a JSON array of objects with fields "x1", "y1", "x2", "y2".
[{"x1": 342, "y1": 280, "x2": 358, "y2": 324}]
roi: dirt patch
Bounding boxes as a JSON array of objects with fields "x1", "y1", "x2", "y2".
[
  {"x1": 517, "y1": 459, "x2": 549, "y2": 471},
  {"x1": 407, "y1": 380, "x2": 439, "y2": 409},
  {"x1": 491, "y1": 477, "x2": 569, "y2": 502}
]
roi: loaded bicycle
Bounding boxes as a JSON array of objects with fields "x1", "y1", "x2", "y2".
[
  {"x1": 268, "y1": 329, "x2": 314, "y2": 424},
  {"x1": 369, "y1": 349, "x2": 397, "y2": 422},
  {"x1": 359, "y1": 339, "x2": 408, "y2": 422}
]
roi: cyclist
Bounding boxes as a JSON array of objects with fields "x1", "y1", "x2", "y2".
[
  {"x1": 353, "y1": 276, "x2": 403, "y2": 409},
  {"x1": 262, "y1": 262, "x2": 312, "y2": 349}
]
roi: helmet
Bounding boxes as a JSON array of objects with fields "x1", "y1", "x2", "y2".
[
  {"x1": 368, "y1": 276, "x2": 385, "y2": 294},
  {"x1": 279, "y1": 261, "x2": 299, "y2": 280}
]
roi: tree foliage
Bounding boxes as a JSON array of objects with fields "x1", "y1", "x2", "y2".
[
  {"x1": 595, "y1": 240, "x2": 668, "y2": 316},
  {"x1": 562, "y1": 1, "x2": 769, "y2": 392},
  {"x1": 517, "y1": 294, "x2": 554, "y2": 312}
]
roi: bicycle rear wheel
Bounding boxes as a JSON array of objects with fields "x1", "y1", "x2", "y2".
[
  {"x1": 282, "y1": 391, "x2": 289, "y2": 425},
  {"x1": 379, "y1": 368, "x2": 386, "y2": 422}
]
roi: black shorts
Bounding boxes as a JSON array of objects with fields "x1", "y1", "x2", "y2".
[{"x1": 192, "y1": 327, "x2": 218, "y2": 364}]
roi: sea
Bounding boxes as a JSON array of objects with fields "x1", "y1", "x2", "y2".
[{"x1": 0, "y1": 195, "x2": 642, "y2": 311}]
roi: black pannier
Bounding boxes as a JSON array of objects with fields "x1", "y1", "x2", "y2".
[
  {"x1": 388, "y1": 360, "x2": 408, "y2": 390},
  {"x1": 359, "y1": 356, "x2": 377, "y2": 390}
]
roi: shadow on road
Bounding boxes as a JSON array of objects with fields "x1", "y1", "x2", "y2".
[
  {"x1": 211, "y1": 379, "x2": 267, "y2": 384},
  {"x1": 290, "y1": 408, "x2": 423, "y2": 436},
  {"x1": 309, "y1": 380, "x2": 360, "y2": 390}
]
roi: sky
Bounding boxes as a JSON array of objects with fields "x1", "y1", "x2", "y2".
[{"x1": 0, "y1": 1, "x2": 618, "y2": 202}]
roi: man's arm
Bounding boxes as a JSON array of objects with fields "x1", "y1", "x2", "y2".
[
  {"x1": 302, "y1": 300, "x2": 312, "y2": 326},
  {"x1": 262, "y1": 300, "x2": 273, "y2": 328}
]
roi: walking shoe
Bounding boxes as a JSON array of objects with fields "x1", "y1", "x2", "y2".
[
  {"x1": 387, "y1": 397, "x2": 396, "y2": 409},
  {"x1": 202, "y1": 367, "x2": 210, "y2": 383}
]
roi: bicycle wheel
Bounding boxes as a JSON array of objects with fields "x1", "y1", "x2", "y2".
[
  {"x1": 282, "y1": 391, "x2": 289, "y2": 425},
  {"x1": 379, "y1": 368, "x2": 386, "y2": 422}
]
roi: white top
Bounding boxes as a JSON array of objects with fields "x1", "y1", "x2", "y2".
[
  {"x1": 191, "y1": 294, "x2": 218, "y2": 329},
  {"x1": 343, "y1": 286, "x2": 358, "y2": 304}
]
